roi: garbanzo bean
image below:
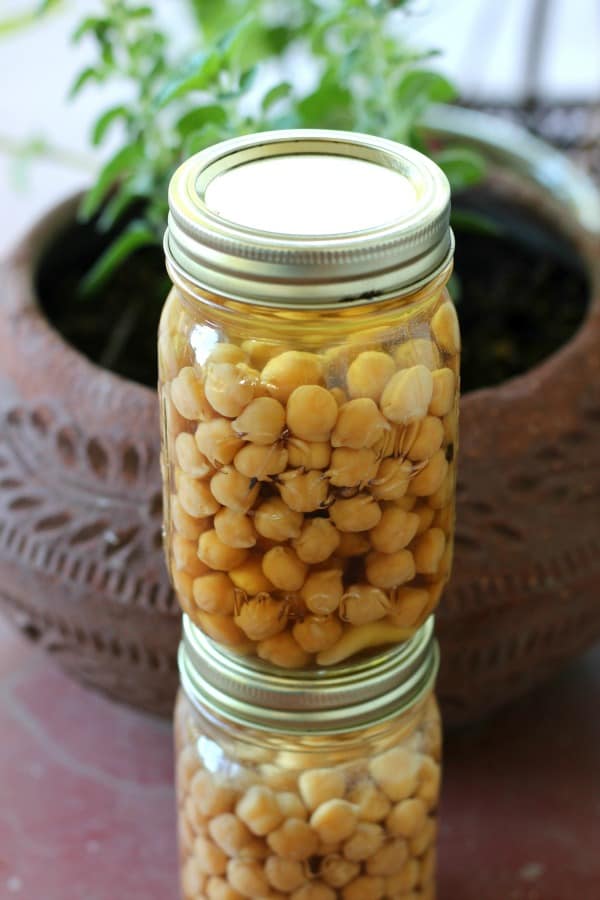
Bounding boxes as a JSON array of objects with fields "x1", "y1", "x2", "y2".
[
  {"x1": 339, "y1": 584, "x2": 390, "y2": 626},
  {"x1": 366, "y1": 837, "x2": 408, "y2": 876},
  {"x1": 408, "y1": 449, "x2": 448, "y2": 497},
  {"x1": 329, "y1": 493, "x2": 381, "y2": 532},
  {"x1": 427, "y1": 472, "x2": 454, "y2": 510},
  {"x1": 342, "y1": 874, "x2": 385, "y2": 900},
  {"x1": 198, "y1": 530, "x2": 249, "y2": 571},
  {"x1": 214, "y1": 508, "x2": 257, "y2": 549},
  {"x1": 254, "y1": 497, "x2": 303, "y2": 542},
  {"x1": 236, "y1": 785, "x2": 284, "y2": 836},
  {"x1": 230, "y1": 556, "x2": 274, "y2": 595},
  {"x1": 380, "y1": 365, "x2": 433, "y2": 426},
  {"x1": 330, "y1": 386, "x2": 348, "y2": 407},
  {"x1": 191, "y1": 768, "x2": 237, "y2": 817},
  {"x1": 261, "y1": 351, "x2": 324, "y2": 402},
  {"x1": 172, "y1": 533, "x2": 211, "y2": 577},
  {"x1": 265, "y1": 856, "x2": 306, "y2": 893},
  {"x1": 293, "y1": 518, "x2": 340, "y2": 564},
  {"x1": 181, "y1": 857, "x2": 206, "y2": 898},
  {"x1": 177, "y1": 471, "x2": 221, "y2": 518},
  {"x1": 227, "y1": 859, "x2": 270, "y2": 899},
  {"x1": 320, "y1": 855, "x2": 360, "y2": 889},
  {"x1": 370, "y1": 458, "x2": 412, "y2": 501},
  {"x1": 293, "y1": 616, "x2": 343, "y2": 653},
  {"x1": 413, "y1": 503, "x2": 435, "y2": 536},
  {"x1": 331, "y1": 399, "x2": 390, "y2": 449},
  {"x1": 299, "y1": 769, "x2": 345, "y2": 811},
  {"x1": 386, "y1": 587, "x2": 430, "y2": 628},
  {"x1": 210, "y1": 467, "x2": 260, "y2": 513},
  {"x1": 346, "y1": 351, "x2": 395, "y2": 401},
  {"x1": 385, "y1": 859, "x2": 419, "y2": 894},
  {"x1": 234, "y1": 443, "x2": 288, "y2": 481},
  {"x1": 336, "y1": 531, "x2": 371, "y2": 557},
  {"x1": 406, "y1": 416, "x2": 444, "y2": 462},
  {"x1": 327, "y1": 448, "x2": 379, "y2": 488},
  {"x1": 278, "y1": 469, "x2": 329, "y2": 513},
  {"x1": 242, "y1": 339, "x2": 288, "y2": 369},
  {"x1": 172, "y1": 568, "x2": 194, "y2": 612},
  {"x1": 369, "y1": 507, "x2": 419, "y2": 554},
  {"x1": 287, "y1": 439, "x2": 331, "y2": 470},
  {"x1": 171, "y1": 494, "x2": 209, "y2": 541},
  {"x1": 291, "y1": 883, "x2": 336, "y2": 900},
  {"x1": 276, "y1": 792, "x2": 308, "y2": 821},
  {"x1": 176, "y1": 431, "x2": 214, "y2": 478},
  {"x1": 257, "y1": 631, "x2": 310, "y2": 668},
  {"x1": 369, "y1": 748, "x2": 420, "y2": 801},
  {"x1": 208, "y1": 813, "x2": 253, "y2": 857},
  {"x1": 206, "y1": 343, "x2": 248, "y2": 365},
  {"x1": 386, "y1": 798, "x2": 427, "y2": 839},
  {"x1": 343, "y1": 823, "x2": 384, "y2": 861},
  {"x1": 267, "y1": 818, "x2": 319, "y2": 861},
  {"x1": 232, "y1": 397, "x2": 286, "y2": 445},
  {"x1": 300, "y1": 569, "x2": 344, "y2": 616},
  {"x1": 311, "y1": 799, "x2": 358, "y2": 843},
  {"x1": 366, "y1": 549, "x2": 415, "y2": 590},
  {"x1": 171, "y1": 366, "x2": 212, "y2": 420},
  {"x1": 428, "y1": 367, "x2": 456, "y2": 418},
  {"x1": 196, "y1": 419, "x2": 244, "y2": 467},
  {"x1": 205, "y1": 362, "x2": 255, "y2": 418},
  {"x1": 195, "y1": 609, "x2": 251, "y2": 648},
  {"x1": 192, "y1": 835, "x2": 228, "y2": 875},
  {"x1": 235, "y1": 596, "x2": 288, "y2": 641},
  {"x1": 409, "y1": 816, "x2": 436, "y2": 857},
  {"x1": 412, "y1": 527, "x2": 446, "y2": 575},
  {"x1": 262, "y1": 546, "x2": 307, "y2": 591},
  {"x1": 206, "y1": 876, "x2": 245, "y2": 900},
  {"x1": 347, "y1": 782, "x2": 391, "y2": 824},
  {"x1": 394, "y1": 338, "x2": 441, "y2": 372},
  {"x1": 431, "y1": 300, "x2": 460, "y2": 355},
  {"x1": 286, "y1": 385, "x2": 339, "y2": 442}
]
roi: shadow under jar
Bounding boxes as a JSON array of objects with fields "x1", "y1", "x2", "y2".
[
  {"x1": 175, "y1": 616, "x2": 441, "y2": 900},
  {"x1": 160, "y1": 130, "x2": 459, "y2": 668}
]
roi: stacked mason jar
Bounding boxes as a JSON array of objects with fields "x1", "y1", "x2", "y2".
[{"x1": 159, "y1": 130, "x2": 458, "y2": 900}]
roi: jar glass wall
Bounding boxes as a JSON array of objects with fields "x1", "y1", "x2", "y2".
[
  {"x1": 175, "y1": 685, "x2": 441, "y2": 900},
  {"x1": 159, "y1": 268, "x2": 459, "y2": 667}
]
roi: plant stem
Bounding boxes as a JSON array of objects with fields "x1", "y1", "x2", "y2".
[{"x1": 0, "y1": 133, "x2": 97, "y2": 173}]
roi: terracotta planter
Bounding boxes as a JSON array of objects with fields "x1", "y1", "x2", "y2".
[{"x1": 1, "y1": 108, "x2": 599, "y2": 722}]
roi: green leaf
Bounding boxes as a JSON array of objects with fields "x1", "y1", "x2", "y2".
[
  {"x1": 262, "y1": 81, "x2": 292, "y2": 113},
  {"x1": 182, "y1": 123, "x2": 229, "y2": 158},
  {"x1": 153, "y1": 50, "x2": 222, "y2": 108},
  {"x1": 176, "y1": 105, "x2": 228, "y2": 137},
  {"x1": 450, "y1": 208, "x2": 500, "y2": 237},
  {"x1": 72, "y1": 16, "x2": 106, "y2": 43},
  {"x1": 396, "y1": 69, "x2": 457, "y2": 107},
  {"x1": 91, "y1": 105, "x2": 129, "y2": 146},
  {"x1": 218, "y1": 15, "x2": 258, "y2": 65},
  {"x1": 69, "y1": 66, "x2": 102, "y2": 98},
  {"x1": 80, "y1": 222, "x2": 158, "y2": 296},
  {"x1": 79, "y1": 142, "x2": 144, "y2": 221},
  {"x1": 297, "y1": 76, "x2": 353, "y2": 130},
  {"x1": 434, "y1": 148, "x2": 487, "y2": 191}
]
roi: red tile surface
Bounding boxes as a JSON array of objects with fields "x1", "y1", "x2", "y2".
[{"x1": 0, "y1": 615, "x2": 598, "y2": 900}]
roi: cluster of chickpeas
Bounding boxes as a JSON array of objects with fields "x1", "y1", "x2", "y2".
[
  {"x1": 175, "y1": 692, "x2": 441, "y2": 900},
  {"x1": 159, "y1": 289, "x2": 459, "y2": 666}
]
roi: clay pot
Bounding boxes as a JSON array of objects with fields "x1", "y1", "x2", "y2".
[{"x1": 1, "y1": 109, "x2": 599, "y2": 722}]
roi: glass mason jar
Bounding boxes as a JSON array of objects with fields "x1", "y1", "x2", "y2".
[
  {"x1": 175, "y1": 615, "x2": 441, "y2": 900},
  {"x1": 160, "y1": 130, "x2": 459, "y2": 667}
]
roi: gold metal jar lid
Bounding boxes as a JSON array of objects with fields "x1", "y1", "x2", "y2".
[
  {"x1": 165, "y1": 129, "x2": 453, "y2": 307},
  {"x1": 179, "y1": 615, "x2": 438, "y2": 733}
]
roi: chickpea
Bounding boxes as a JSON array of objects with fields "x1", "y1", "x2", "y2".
[
  {"x1": 443, "y1": 408, "x2": 458, "y2": 444},
  {"x1": 286, "y1": 385, "x2": 338, "y2": 442},
  {"x1": 385, "y1": 859, "x2": 419, "y2": 894},
  {"x1": 412, "y1": 527, "x2": 446, "y2": 575},
  {"x1": 366, "y1": 837, "x2": 408, "y2": 876},
  {"x1": 300, "y1": 569, "x2": 343, "y2": 616},
  {"x1": 406, "y1": 416, "x2": 444, "y2": 462},
  {"x1": 230, "y1": 556, "x2": 274, "y2": 595},
  {"x1": 206, "y1": 343, "x2": 247, "y2": 365},
  {"x1": 408, "y1": 450, "x2": 448, "y2": 497},
  {"x1": 347, "y1": 782, "x2": 391, "y2": 823},
  {"x1": 254, "y1": 497, "x2": 303, "y2": 542},
  {"x1": 178, "y1": 471, "x2": 221, "y2": 518},
  {"x1": 261, "y1": 351, "x2": 324, "y2": 402},
  {"x1": 386, "y1": 587, "x2": 430, "y2": 629},
  {"x1": 428, "y1": 471, "x2": 454, "y2": 511},
  {"x1": 234, "y1": 443, "x2": 288, "y2": 481},
  {"x1": 242, "y1": 339, "x2": 288, "y2": 368},
  {"x1": 181, "y1": 856, "x2": 206, "y2": 898},
  {"x1": 428, "y1": 367, "x2": 456, "y2": 418},
  {"x1": 320, "y1": 855, "x2": 360, "y2": 889},
  {"x1": 409, "y1": 816, "x2": 437, "y2": 857},
  {"x1": 278, "y1": 469, "x2": 329, "y2": 513},
  {"x1": 265, "y1": 856, "x2": 306, "y2": 893},
  {"x1": 171, "y1": 494, "x2": 209, "y2": 541},
  {"x1": 177, "y1": 744, "x2": 201, "y2": 798},
  {"x1": 260, "y1": 765, "x2": 298, "y2": 793},
  {"x1": 420, "y1": 845, "x2": 436, "y2": 887},
  {"x1": 394, "y1": 338, "x2": 441, "y2": 372},
  {"x1": 276, "y1": 792, "x2": 308, "y2": 821},
  {"x1": 262, "y1": 546, "x2": 307, "y2": 591},
  {"x1": 190, "y1": 769, "x2": 237, "y2": 817},
  {"x1": 330, "y1": 493, "x2": 381, "y2": 532},
  {"x1": 316, "y1": 622, "x2": 413, "y2": 666},
  {"x1": 311, "y1": 799, "x2": 357, "y2": 843},
  {"x1": 192, "y1": 572, "x2": 236, "y2": 615},
  {"x1": 293, "y1": 519, "x2": 340, "y2": 564},
  {"x1": 291, "y1": 883, "x2": 336, "y2": 900},
  {"x1": 431, "y1": 300, "x2": 460, "y2": 354},
  {"x1": 232, "y1": 397, "x2": 286, "y2": 445},
  {"x1": 327, "y1": 448, "x2": 379, "y2": 488},
  {"x1": 340, "y1": 584, "x2": 390, "y2": 626},
  {"x1": 266, "y1": 817, "x2": 319, "y2": 861},
  {"x1": 299, "y1": 769, "x2": 345, "y2": 811},
  {"x1": 236, "y1": 785, "x2": 284, "y2": 836},
  {"x1": 172, "y1": 568, "x2": 195, "y2": 613},
  {"x1": 342, "y1": 822, "x2": 384, "y2": 861},
  {"x1": 330, "y1": 386, "x2": 348, "y2": 407},
  {"x1": 380, "y1": 365, "x2": 433, "y2": 426},
  {"x1": 414, "y1": 504, "x2": 435, "y2": 536},
  {"x1": 213, "y1": 508, "x2": 256, "y2": 550},
  {"x1": 208, "y1": 813, "x2": 253, "y2": 857},
  {"x1": 332, "y1": 399, "x2": 390, "y2": 449},
  {"x1": 336, "y1": 531, "x2": 371, "y2": 557},
  {"x1": 227, "y1": 859, "x2": 270, "y2": 899},
  {"x1": 235, "y1": 596, "x2": 288, "y2": 641},
  {"x1": 204, "y1": 362, "x2": 255, "y2": 418},
  {"x1": 369, "y1": 748, "x2": 420, "y2": 801},
  {"x1": 192, "y1": 834, "x2": 228, "y2": 875},
  {"x1": 369, "y1": 507, "x2": 419, "y2": 554},
  {"x1": 258, "y1": 631, "x2": 310, "y2": 668},
  {"x1": 206, "y1": 876, "x2": 245, "y2": 900},
  {"x1": 171, "y1": 366, "x2": 212, "y2": 421},
  {"x1": 196, "y1": 419, "x2": 244, "y2": 467},
  {"x1": 370, "y1": 458, "x2": 412, "y2": 502},
  {"x1": 198, "y1": 530, "x2": 248, "y2": 572},
  {"x1": 386, "y1": 797, "x2": 427, "y2": 839},
  {"x1": 342, "y1": 874, "x2": 385, "y2": 900},
  {"x1": 346, "y1": 351, "x2": 395, "y2": 401},
  {"x1": 293, "y1": 615, "x2": 343, "y2": 653},
  {"x1": 175, "y1": 431, "x2": 214, "y2": 478},
  {"x1": 196, "y1": 610, "x2": 251, "y2": 648},
  {"x1": 238, "y1": 836, "x2": 270, "y2": 861},
  {"x1": 210, "y1": 467, "x2": 260, "y2": 513},
  {"x1": 417, "y1": 757, "x2": 441, "y2": 809},
  {"x1": 172, "y1": 533, "x2": 210, "y2": 577},
  {"x1": 366, "y1": 548, "x2": 415, "y2": 590},
  {"x1": 288, "y1": 439, "x2": 331, "y2": 470}
]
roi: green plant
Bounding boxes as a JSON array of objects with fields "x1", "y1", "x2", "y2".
[{"x1": 69, "y1": 0, "x2": 483, "y2": 293}]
